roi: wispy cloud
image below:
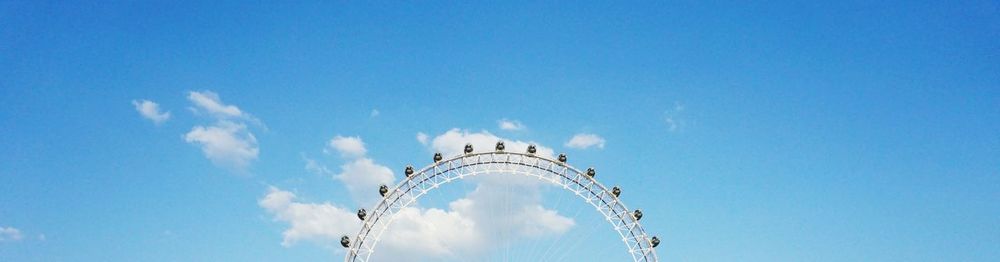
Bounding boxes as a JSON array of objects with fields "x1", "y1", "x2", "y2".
[
  {"x1": 303, "y1": 155, "x2": 333, "y2": 176},
  {"x1": 497, "y1": 118, "x2": 525, "y2": 131},
  {"x1": 187, "y1": 91, "x2": 245, "y2": 119},
  {"x1": 665, "y1": 102, "x2": 686, "y2": 132},
  {"x1": 565, "y1": 133, "x2": 606, "y2": 149},
  {"x1": 0, "y1": 226, "x2": 23, "y2": 242},
  {"x1": 370, "y1": 109, "x2": 380, "y2": 118},
  {"x1": 131, "y1": 99, "x2": 171, "y2": 124},
  {"x1": 416, "y1": 132, "x2": 429, "y2": 145}
]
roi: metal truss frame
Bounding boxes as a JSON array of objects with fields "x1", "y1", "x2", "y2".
[{"x1": 346, "y1": 151, "x2": 658, "y2": 262}]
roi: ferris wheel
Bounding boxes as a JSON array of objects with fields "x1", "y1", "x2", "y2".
[{"x1": 341, "y1": 142, "x2": 661, "y2": 261}]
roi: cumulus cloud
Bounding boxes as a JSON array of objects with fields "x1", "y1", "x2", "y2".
[
  {"x1": 429, "y1": 128, "x2": 554, "y2": 158},
  {"x1": 443, "y1": 179, "x2": 575, "y2": 239},
  {"x1": 497, "y1": 118, "x2": 525, "y2": 131},
  {"x1": 318, "y1": 135, "x2": 395, "y2": 206},
  {"x1": 377, "y1": 203, "x2": 480, "y2": 258},
  {"x1": 565, "y1": 133, "x2": 606, "y2": 149},
  {"x1": 259, "y1": 187, "x2": 359, "y2": 247},
  {"x1": 183, "y1": 91, "x2": 263, "y2": 171},
  {"x1": 184, "y1": 121, "x2": 259, "y2": 170},
  {"x1": 416, "y1": 129, "x2": 573, "y2": 251},
  {"x1": 0, "y1": 226, "x2": 23, "y2": 242},
  {"x1": 262, "y1": 182, "x2": 572, "y2": 259},
  {"x1": 335, "y1": 157, "x2": 395, "y2": 207},
  {"x1": 260, "y1": 186, "x2": 479, "y2": 258},
  {"x1": 328, "y1": 136, "x2": 367, "y2": 158},
  {"x1": 132, "y1": 99, "x2": 171, "y2": 124}
]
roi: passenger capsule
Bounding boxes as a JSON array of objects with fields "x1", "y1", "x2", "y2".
[
  {"x1": 527, "y1": 145, "x2": 537, "y2": 154},
  {"x1": 558, "y1": 153, "x2": 567, "y2": 163},
  {"x1": 633, "y1": 209, "x2": 643, "y2": 221},
  {"x1": 404, "y1": 165, "x2": 414, "y2": 177},
  {"x1": 495, "y1": 141, "x2": 505, "y2": 151},
  {"x1": 357, "y1": 209, "x2": 367, "y2": 221},
  {"x1": 586, "y1": 167, "x2": 596, "y2": 178},
  {"x1": 464, "y1": 143, "x2": 474, "y2": 154},
  {"x1": 651, "y1": 236, "x2": 660, "y2": 248},
  {"x1": 379, "y1": 184, "x2": 389, "y2": 197},
  {"x1": 340, "y1": 235, "x2": 351, "y2": 248},
  {"x1": 612, "y1": 186, "x2": 621, "y2": 197},
  {"x1": 433, "y1": 153, "x2": 442, "y2": 162}
]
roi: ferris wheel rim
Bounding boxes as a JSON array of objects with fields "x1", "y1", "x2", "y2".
[{"x1": 346, "y1": 150, "x2": 659, "y2": 262}]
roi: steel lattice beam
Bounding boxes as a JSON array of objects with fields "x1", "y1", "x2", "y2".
[{"x1": 346, "y1": 151, "x2": 659, "y2": 262}]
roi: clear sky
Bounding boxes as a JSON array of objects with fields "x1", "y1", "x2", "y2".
[{"x1": 2, "y1": 1, "x2": 999, "y2": 261}]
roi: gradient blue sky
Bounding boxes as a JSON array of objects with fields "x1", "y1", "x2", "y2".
[{"x1": 2, "y1": 1, "x2": 999, "y2": 261}]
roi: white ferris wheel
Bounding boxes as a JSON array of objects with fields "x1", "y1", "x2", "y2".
[{"x1": 341, "y1": 142, "x2": 661, "y2": 261}]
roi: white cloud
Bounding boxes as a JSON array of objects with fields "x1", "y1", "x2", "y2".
[
  {"x1": 665, "y1": 102, "x2": 686, "y2": 132},
  {"x1": 377, "y1": 204, "x2": 480, "y2": 258},
  {"x1": 187, "y1": 91, "x2": 245, "y2": 119},
  {"x1": 665, "y1": 118, "x2": 678, "y2": 131},
  {"x1": 262, "y1": 183, "x2": 571, "y2": 259},
  {"x1": 184, "y1": 121, "x2": 258, "y2": 170},
  {"x1": 319, "y1": 135, "x2": 396, "y2": 206},
  {"x1": 369, "y1": 166, "x2": 575, "y2": 259},
  {"x1": 335, "y1": 157, "x2": 395, "y2": 207},
  {"x1": 131, "y1": 99, "x2": 171, "y2": 124},
  {"x1": 259, "y1": 187, "x2": 359, "y2": 247},
  {"x1": 416, "y1": 132, "x2": 429, "y2": 145},
  {"x1": 184, "y1": 91, "x2": 263, "y2": 171},
  {"x1": 303, "y1": 155, "x2": 333, "y2": 176},
  {"x1": 0, "y1": 226, "x2": 23, "y2": 242},
  {"x1": 370, "y1": 109, "x2": 380, "y2": 117},
  {"x1": 444, "y1": 179, "x2": 574, "y2": 239},
  {"x1": 323, "y1": 135, "x2": 394, "y2": 206},
  {"x1": 260, "y1": 187, "x2": 479, "y2": 258},
  {"x1": 564, "y1": 133, "x2": 606, "y2": 149},
  {"x1": 429, "y1": 128, "x2": 554, "y2": 158},
  {"x1": 518, "y1": 205, "x2": 576, "y2": 237},
  {"x1": 497, "y1": 118, "x2": 525, "y2": 131},
  {"x1": 328, "y1": 136, "x2": 367, "y2": 158}
]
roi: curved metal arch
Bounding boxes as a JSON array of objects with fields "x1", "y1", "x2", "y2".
[{"x1": 346, "y1": 151, "x2": 658, "y2": 262}]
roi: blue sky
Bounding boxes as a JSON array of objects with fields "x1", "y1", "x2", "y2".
[{"x1": 1, "y1": 1, "x2": 999, "y2": 261}]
